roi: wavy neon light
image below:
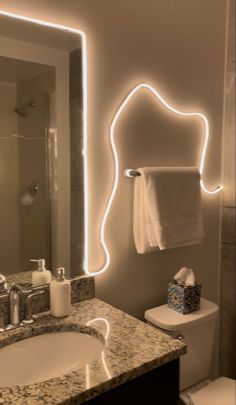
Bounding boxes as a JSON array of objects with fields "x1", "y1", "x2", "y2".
[
  {"x1": 0, "y1": 10, "x2": 88, "y2": 274},
  {"x1": 88, "y1": 83, "x2": 223, "y2": 276},
  {"x1": 1, "y1": 13, "x2": 223, "y2": 278}
]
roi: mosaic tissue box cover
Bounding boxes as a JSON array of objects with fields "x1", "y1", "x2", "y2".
[{"x1": 167, "y1": 280, "x2": 201, "y2": 314}]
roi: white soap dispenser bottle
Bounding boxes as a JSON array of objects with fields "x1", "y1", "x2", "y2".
[
  {"x1": 31, "y1": 259, "x2": 52, "y2": 286},
  {"x1": 50, "y1": 267, "x2": 71, "y2": 318}
]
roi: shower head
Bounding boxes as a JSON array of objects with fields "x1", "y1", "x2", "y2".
[
  {"x1": 14, "y1": 107, "x2": 27, "y2": 117},
  {"x1": 14, "y1": 100, "x2": 36, "y2": 117}
]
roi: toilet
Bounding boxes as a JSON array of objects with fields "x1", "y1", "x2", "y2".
[{"x1": 145, "y1": 298, "x2": 235, "y2": 405}]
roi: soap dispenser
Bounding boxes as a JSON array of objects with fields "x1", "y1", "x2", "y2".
[
  {"x1": 50, "y1": 267, "x2": 71, "y2": 318},
  {"x1": 31, "y1": 259, "x2": 52, "y2": 286}
]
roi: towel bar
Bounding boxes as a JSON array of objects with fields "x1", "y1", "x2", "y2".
[{"x1": 123, "y1": 169, "x2": 141, "y2": 177}]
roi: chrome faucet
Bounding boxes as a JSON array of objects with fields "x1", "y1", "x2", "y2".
[
  {"x1": 4, "y1": 283, "x2": 45, "y2": 330},
  {"x1": 0, "y1": 313, "x2": 5, "y2": 332},
  {"x1": 23, "y1": 290, "x2": 44, "y2": 324},
  {"x1": 0, "y1": 273, "x2": 8, "y2": 294},
  {"x1": 9, "y1": 284, "x2": 23, "y2": 326}
]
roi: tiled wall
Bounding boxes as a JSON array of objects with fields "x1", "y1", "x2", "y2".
[
  {"x1": 69, "y1": 48, "x2": 84, "y2": 277},
  {"x1": 220, "y1": 0, "x2": 236, "y2": 379},
  {"x1": 0, "y1": 82, "x2": 20, "y2": 274},
  {"x1": 0, "y1": 275, "x2": 95, "y2": 326},
  {"x1": 17, "y1": 86, "x2": 51, "y2": 272}
]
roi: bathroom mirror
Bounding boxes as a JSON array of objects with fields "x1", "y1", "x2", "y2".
[{"x1": 0, "y1": 13, "x2": 85, "y2": 285}]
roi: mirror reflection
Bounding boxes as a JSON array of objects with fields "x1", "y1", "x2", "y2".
[{"x1": 0, "y1": 14, "x2": 84, "y2": 285}]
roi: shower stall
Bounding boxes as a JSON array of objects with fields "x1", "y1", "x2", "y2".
[
  {"x1": 16, "y1": 87, "x2": 52, "y2": 274},
  {"x1": 0, "y1": 58, "x2": 55, "y2": 275}
]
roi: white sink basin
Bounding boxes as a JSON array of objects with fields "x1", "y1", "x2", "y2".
[{"x1": 0, "y1": 331, "x2": 104, "y2": 386}]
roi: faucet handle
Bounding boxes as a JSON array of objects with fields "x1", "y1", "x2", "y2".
[
  {"x1": 22, "y1": 289, "x2": 45, "y2": 325},
  {"x1": 0, "y1": 273, "x2": 8, "y2": 294},
  {"x1": 0, "y1": 313, "x2": 5, "y2": 332}
]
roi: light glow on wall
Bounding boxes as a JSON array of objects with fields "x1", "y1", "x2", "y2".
[
  {"x1": 1, "y1": 13, "x2": 223, "y2": 277},
  {"x1": 0, "y1": 10, "x2": 89, "y2": 275},
  {"x1": 89, "y1": 83, "x2": 223, "y2": 276}
]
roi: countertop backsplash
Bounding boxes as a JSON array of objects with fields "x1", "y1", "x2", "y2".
[{"x1": 0, "y1": 275, "x2": 95, "y2": 326}]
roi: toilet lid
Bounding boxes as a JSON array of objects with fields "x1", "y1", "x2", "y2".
[
  {"x1": 144, "y1": 298, "x2": 219, "y2": 331},
  {"x1": 190, "y1": 377, "x2": 235, "y2": 405}
]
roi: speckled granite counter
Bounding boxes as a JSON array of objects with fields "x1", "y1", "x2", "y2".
[{"x1": 0, "y1": 298, "x2": 186, "y2": 404}]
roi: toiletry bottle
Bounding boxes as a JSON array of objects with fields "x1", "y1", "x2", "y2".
[
  {"x1": 31, "y1": 259, "x2": 52, "y2": 286},
  {"x1": 50, "y1": 267, "x2": 71, "y2": 318}
]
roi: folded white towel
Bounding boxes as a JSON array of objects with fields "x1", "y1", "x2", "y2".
[{"x1": 133, "y1": 167, "x2": 204, "y2": 253}]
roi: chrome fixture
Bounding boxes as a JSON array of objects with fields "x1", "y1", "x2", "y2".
[
  {"x1": 0, "y1": 283, "x2": 46, "y2": 332},
  {"x1": 14, "y1": 99, "x2": 36, "y2": 117},
  {"x1": 123, "y1": 168, "x2": 141, "y2": 178},
  {"x1": 0, "y1": 273, "x2": 8, "y2": 294},
  {"x1": 9, "y1": 284, "x2": 26, "y2": 326},
  {"x1": 21, "y1": 181, "x2": 39, "y2": 198},
  {"x1": 28, "y1": 181, "x2": 39, "y2": 195},
  {"x1": 20, "y1": 182, "x2": 39, "y2": 206},
  {"x1": 23, "y1": 290, "x2": 44, "y2": 324},
  {"x1": 0, "y1": 313, "x2": 5, "y2": 332}
]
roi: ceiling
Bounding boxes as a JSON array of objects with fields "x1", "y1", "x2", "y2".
[{"x1": 0, "y1": 55, "x2": 53, "y2": 84}]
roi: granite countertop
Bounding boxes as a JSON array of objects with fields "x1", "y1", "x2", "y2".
[{"x1": 0, "y1": 298, "x2": 186, "y2": 404}]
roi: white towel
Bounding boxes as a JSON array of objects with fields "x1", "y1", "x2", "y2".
[{"x1": 133, "y1": 167, "x2": 204, "y2": 253}]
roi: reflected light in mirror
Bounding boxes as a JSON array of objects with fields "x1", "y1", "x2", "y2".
[
  {"x1": 90, "y1": 83, "x2": 223, "y2": 276},
  {"x1": 86, "y1": 317, "x2": 112, "y2": 387}
]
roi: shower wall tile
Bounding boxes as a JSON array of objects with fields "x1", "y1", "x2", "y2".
[
  {"x1": 220, "y1": 0, "x2": 235, "y2": 379},
  {"x1": 69, "y1": 48, "x2": 84, "y2": 277},
  {"x1": 222, "y1": 206, "x2": 236, "y2": 244},
  {"x1": 222, "y1": 119, "x2": 235, "y2": 208},
  {"x1": 221, "y1": 244, "x2": 236, "y2": 314},
  {"x1": 0, "y1": 82, "x2": 20, "y2": 275},
  {"x1": 70, "y1": 190, "x2": 84, "y2": 275},
  {"x1": 220, "y1": 243, "x2": 236, "y2": 379},
  {"x1": 220, "y1": 315, "x2": 236, "y2": 378},
  {"x1": 70, "y1": 103, "x2": 83, "y2": 191},
  {"x1": 222, "y1": 0, "x2": 236, "y2": 208},
  {"x1": 17, "y1": 87, "x2": 51, "y2": 273}
]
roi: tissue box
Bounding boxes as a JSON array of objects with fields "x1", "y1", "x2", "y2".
[{"x1": 167, "y1": 280, "x2": 201, "y2": 314}]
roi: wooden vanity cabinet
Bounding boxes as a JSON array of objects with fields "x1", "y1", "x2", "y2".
[{"x1": 85, "y1": 358, "x2": 179, "y2": 405}]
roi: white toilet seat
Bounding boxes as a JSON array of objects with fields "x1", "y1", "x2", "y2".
[{"x1": 190, "y1": 377, "x2": 235, "y2": 405}]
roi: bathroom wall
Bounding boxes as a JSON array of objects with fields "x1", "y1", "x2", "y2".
[
  {"x1": 0, "y1": 81, "x2": 20, "y2": 274},
  {"x1": 220, "y1": 0, "x2": 236, "y2": 379},
  {"x1": 0, "y1": 0, "x2": 228, "y2": 341}
]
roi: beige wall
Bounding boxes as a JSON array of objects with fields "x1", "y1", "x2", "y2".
[
  {"x1": 0, "y1": 0, "x2": 228, "y2": 340},
  {"x1": 0, "y1": 82, "x2": 20, "y2": 274}
]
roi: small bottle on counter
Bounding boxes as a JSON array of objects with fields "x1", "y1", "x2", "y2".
[
  {"x1": 50, "y1": 267, "x2": 71, "y2": 318},
  {"x1": 31, "y1": 259, "x2": 52, "y2": 286}
]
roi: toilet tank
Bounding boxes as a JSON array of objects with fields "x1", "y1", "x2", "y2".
[{"x1": 145, "y1": 298, "x2": 219, "y2": 391}]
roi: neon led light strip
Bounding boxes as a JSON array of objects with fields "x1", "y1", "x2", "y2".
[
  {"x1": 1, "y1": 13, "x2": 222, "y2": 277},
  {"x1": 0, "y1": 10, "x2": 88, "y2": 275},
  {"x1": 90, "y1": 83, "x2": 223, "y2": 276}
]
